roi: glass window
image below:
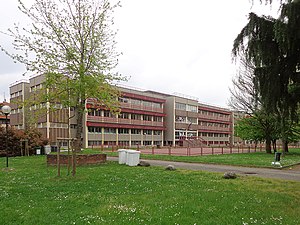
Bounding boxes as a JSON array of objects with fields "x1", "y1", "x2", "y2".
[
  {"x1": 153, "y1": 102, "x2": 162, "y2": 109},
  {"x1": 143, "y1": 130, "x2": 152, "y2": 135},
  {"x1": 131, "y1": 129, "x2": 141, "y2": 134},
  {"x1": 175, "y1": 102, "x2": 186, "y2": 111},
  {"x1": 131, "y1": 114, "x2": 141, "y2": 120},
  {"x1": 186, "y1": 104, "x2": 197, "y2": 112},
  {"x1": 175, "y1": 116, "x2": 186, "y2": 123},
  {"x1": 119, "y1": 128, "x2": 129, "y2": 134},
  {"x1": 142, "y1": 101, "x2": 152, "y2": 107},
  {"x1": 153, "y1": 130, "x2": 162, "y2": 135},
  {"x1": 104, "y1": 128, "x2": 116, "y2": 134},
  {"x1": 143, "y1": 115, "x2": 152, "y2": 121},
  {"x1": 119, "y1": 112, "x2": 129, "y2": 119},
  {"x1": 153, "y1": 116, "x2": 162, "y2": 122},
  {"x1": 187, "y1": 117, "x2": 197, "y2": 124}
]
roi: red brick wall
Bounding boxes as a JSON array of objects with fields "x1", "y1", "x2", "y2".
[{"x1": 47, "y1": 154, "x2": 107, "y2": 165}]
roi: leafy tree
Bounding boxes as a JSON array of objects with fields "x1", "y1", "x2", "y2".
[
  {"x1": 235, "y1": 111, "x2": 280, "y2": 153},
  {"x1": 0, "y1": 127, "x2": 47, "y2": 156},
  {"x1": 232, "y1": 1, "x2": 300, "y2": 152},
  {"x1": 1, "y1": 0, "x2": 126, "y2": 154}
]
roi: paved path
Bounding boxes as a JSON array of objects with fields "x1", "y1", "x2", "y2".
[{"x1": 108, "y1": 157, "x2": 300, "y2": 182}]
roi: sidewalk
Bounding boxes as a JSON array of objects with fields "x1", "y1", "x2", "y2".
[{"x1": 108, "y1": 157, "x2": 300, "y2": 182}]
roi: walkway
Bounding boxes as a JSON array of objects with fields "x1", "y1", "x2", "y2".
[{"x1": 108, "y1": 157, "x2": 300, "y2": 182}]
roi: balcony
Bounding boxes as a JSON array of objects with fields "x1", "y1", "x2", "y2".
[
  {"x1": 87, "y1": 115, "x2": 164, "y2": 127},
  {"x1": 198, "y1": 114, "x2": 231, "y2": 123},
  {"x1": 120, "y1": 102, "x2": 164, "y2": 114},
  {"x1": 198, "y1": 125, "x2": 230, "y2": 132}
]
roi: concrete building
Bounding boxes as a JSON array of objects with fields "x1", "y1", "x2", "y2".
[{"x1": 9, "y1": 75, "x2": 233, "y2": 148}]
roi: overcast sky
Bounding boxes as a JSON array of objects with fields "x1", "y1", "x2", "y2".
[{"x1": 0, "y1": 0, "x2": 280, "y2": 107}]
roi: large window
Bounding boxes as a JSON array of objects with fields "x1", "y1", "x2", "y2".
[
  {"x1": 153, "y1": 130, "x2": 162, "y2": 135},
  {"x1": 131, "y1": 129, "x2": 141, "y2": 134},
  {"x1": 131, "y1": 114, "x2": 141, "y2": 120},
  {"x1": 187, "y1": 117, "x2": 197, "y2": 124},
  {"x1": 153, "y1": 116, "x2": 162, "y2": 122},
  {"x1": 88, "y1": 126, "x2": 102, "y2": 133},
  {"x1": 119, "y1": 128, "x2": 129, "y2": 134},
  {"x1": 186, "y1": 104, "x2": 197, "y2": 112},
  {"x1": 143, "y1": 130, "x2": 152, "y2": 135},
  {"x1": 175, "y1": 102, "x2": 186, "y2": 111},
  {"x1": 143, "y1": 115, "x2": 152, "y2": 121},
  {"x1": 153, "y1": 102, "x2": 162, "y2": 109},
  {"x1": 175, "y1": 116, "x2": 186, "y2": 123},
  {"x1": 104, "y1": 128, "x2": 116, "y2": 134},
  {"x1": 119, "y1": 112, "x2": 129, "y2": 119}
]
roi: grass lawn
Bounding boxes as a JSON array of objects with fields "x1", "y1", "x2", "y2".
[
  {"x1": 99, "y1": 148, "x2": 300, "y2": 168},
  {"x1": 1, "y1": 156, "x2": 300, "y2": 225}
]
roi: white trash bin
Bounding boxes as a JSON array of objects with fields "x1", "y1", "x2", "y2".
[
  {"x1": 125, "y1": 150, "x2": 136, "y2": 165},
  {"x1": 117, "y1": 149, "x2": 127, "y2": 164},
  {"x1": 127, "y1": 150, "x2": 141, "y2": 166}
]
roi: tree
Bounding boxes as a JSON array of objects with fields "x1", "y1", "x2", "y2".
[
  {"x1": 235, "y1": 111, "x2": 280, "y2": 153},
  {"x1": 229, "y1": 55, "x2": 260, "y2": 114},
  {"x1": 0, "y1": 127, "x2": 48, "y2": 156},
  {"x1": 1, "y1": 0, "x2": 126, "y2": 154},
  {"x1": 232, "y1": 1, "x2": 300, "y2": 152}
]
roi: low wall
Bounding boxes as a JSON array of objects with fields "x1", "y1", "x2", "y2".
[{"x1": 47, "y1": 154, "x2": 107, "y2": 166}]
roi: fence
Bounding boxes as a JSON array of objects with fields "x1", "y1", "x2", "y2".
[{"x1": 91, "y1": 144, "x2": 299, "y2": 156}]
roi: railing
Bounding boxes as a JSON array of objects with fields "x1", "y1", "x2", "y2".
[{"x1": 87, "y1": 115, "x2": 164, "y2": 127}]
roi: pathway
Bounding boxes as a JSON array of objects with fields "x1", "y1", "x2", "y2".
[{"x1": 108, "y1": 157, "x2": 300, "y2": 182}]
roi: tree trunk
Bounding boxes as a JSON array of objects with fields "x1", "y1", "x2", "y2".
[
  {"x1": 272, "y1": 139, "x2": 277, "y2": 153},
  {"x1": 282, "y1": 140, "x2": 289, "y2": 153},
  {"x1": 75, "y1": 101, "x2": 85, "y2": 152},
  {"x1": 265, "y1": 138, "x2": 272, "y2": 153}
]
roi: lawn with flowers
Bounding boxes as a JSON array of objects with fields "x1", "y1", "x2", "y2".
[{"x1": 1, "y1": 156, "x2": 300, "y2": 225}]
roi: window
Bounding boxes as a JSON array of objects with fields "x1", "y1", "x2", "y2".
[
  {"x1": 153, "y1": 130, "x2": 162, "y2": 135},
  {"x1": 142, "y1": 101, "x2": 152, "y2": 107},
  {"x1": 95, "y1": 110, "x2": 101, "y2": 116},
  {"x1": 175, "y1": 102, "x2": 186, "y2": 111},
  {"x1": 175, "y1": 116, "x2": 186, "y2": 123},
  {"x1": 143, "y1": 130, "x2": 152, "y2": 135},
  {"x1": 153, "y1": 116, "x2": 162, "y2": 122},
  {"x1": 208, "y1": 133, "x2": 213, "y2": 137},
  {"x1": 119, "y1": 97, "x2": 129, "y2": 103},
  {"x1": 104, "y1": 128, "x2": 116, "y2": 134},
  {"x1": 187, "y1": 117, "x2": 197, "y2": 124},
  {"x1": 131, "y1": 129, "x2": 141, "y2": 134},
  {"x1": 131, "y1": 114, "x2": 141, "y2": 120},
  {"x1": 153, "y1": 102, "x2": 162, "y2": 109},
  {"x1": 186, "y1": 104, "x2": 197, "y2": 112},
  {"x1": 88, "y1": 126, "x2": 102, "y2": 133},
  {"x1": 119, "y1": 112, "x2": 129, "y2": 119},
  {"x1": 119, "y1": 128, "x2": 129, "y2": 134},
  {"x1": 143, "y1": 115, "x2": 152, "y2": 121},
  {"x1": 104, "y1": 110, "x2": 114, "y2": 118},
  {"x1": 131, "y1": 99, "x2": 141, "y2": 105}
]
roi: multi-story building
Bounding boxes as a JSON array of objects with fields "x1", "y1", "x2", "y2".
[
  {"x1": 9, "y1": 80, "x2": 29, "y2": 130},
  {"x1": 85, "y1": 86, "x2": 166, "y2": 148},
  {"x1": 198, "y1": 103, "x2": 232, "y2": 146},
  {"x1": 9, "y1": 75, "x2": 233, "y2": 148}
]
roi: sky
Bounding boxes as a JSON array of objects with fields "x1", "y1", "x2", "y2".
[{"x1": 0, "y1": 0, "x2": 281, "y2": 108}]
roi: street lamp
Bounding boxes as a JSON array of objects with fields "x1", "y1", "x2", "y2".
[{"x1": 1, "y1": 105, "x2": 11, "y2": 167}]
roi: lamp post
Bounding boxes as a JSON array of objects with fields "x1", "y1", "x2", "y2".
[{"x1": 1, "y1": 105, "x2": 11, "y2": 167}]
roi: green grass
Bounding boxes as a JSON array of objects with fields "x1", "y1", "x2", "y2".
[
  {"x1": 1, "y1": 156, "x2": 300, "y2": 224},
  {"x1": 101, "y1": 148, "x2": 300, "y2": 168}
]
